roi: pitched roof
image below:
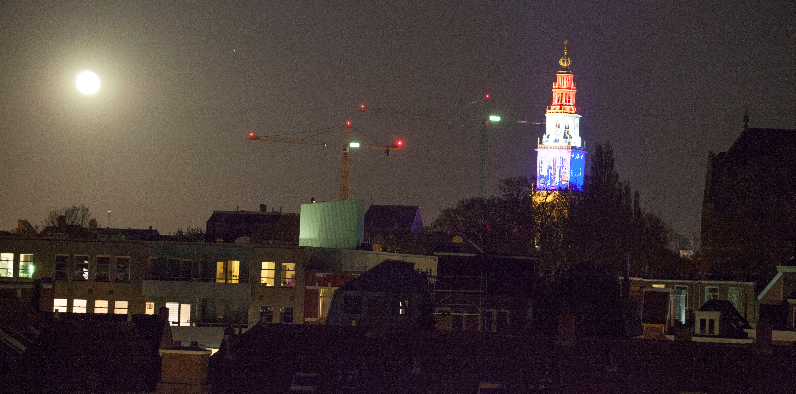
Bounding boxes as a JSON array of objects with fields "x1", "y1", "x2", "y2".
[
  {"x1": 364, "y1": 205, "x2": 420, "y2": 229},
  {"x1": 698, "y1": 299, "x2": 751, "y2": 330},
  {"x1": 337, "y1": 259, "x2": 429, "y2": 293}
]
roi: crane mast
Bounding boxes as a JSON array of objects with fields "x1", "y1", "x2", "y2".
[{"x1": 340, "y1": 122, "x2": 352, "y2": 200}]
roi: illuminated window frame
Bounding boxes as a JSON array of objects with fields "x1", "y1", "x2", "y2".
[
  {"x1": 319, "y1": 288, "x2": 333, "y2": 320},
  {"x1": 261, "y1": 262, "x2": 275, "y2": 286},
  {"x1": 0, "y1": 253, "x2": 13, "y2": 278},
  {"x1": 94, "y1": 299, "x2": 109, "y2": 314},
  {"x1": 54, "y1": 298, "x2": 68, "y2": 313},
  {"x1": 74, "y1": 256, "x2": 89, "y2": 281},
  {"x1": 216, "y1": 260, "x2": 240, "y2": 284},
  {"x1": 281, "y1": 263, "x2": 295, "y2": 287},
  {"x1": 145, "y1": 302, "x2": 155, "y2": 315},
  {"x1": 73, "y1": 299, "x2": 87, "y2": 313},
  {"x1": 114, "y1": 300, "x2": 128, "y2": 315},
  {"x1": 164, "y1": 302, "x2": 191, "y2": 326},
  {"x1": 19, "y1": 253, "x2": 34, "y2": 278}
]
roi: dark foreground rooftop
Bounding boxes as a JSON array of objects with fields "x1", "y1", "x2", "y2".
[{"x1": 210, "y1": 323, "x2": 796, "y2": 394}]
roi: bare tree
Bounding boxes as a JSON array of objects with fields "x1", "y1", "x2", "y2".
[{"x1": 43, "y1": 205, "x2": 94, "y2": 227}]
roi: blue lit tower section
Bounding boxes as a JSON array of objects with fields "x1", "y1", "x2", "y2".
[{"x1": 536, "y1": 41, "x2": 586, "y2": 191}]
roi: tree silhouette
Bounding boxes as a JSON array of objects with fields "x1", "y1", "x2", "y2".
[{"x1": 43, "y1": 205, "x2": 94, "y2": 228}]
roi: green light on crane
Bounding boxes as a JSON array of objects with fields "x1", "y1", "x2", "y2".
[
  {"x1": 349, "y1": 142, "x2": 360, "y2": 148},
  {"x1": 489, "y1": 115, "x2": 501, "y2": 122}
]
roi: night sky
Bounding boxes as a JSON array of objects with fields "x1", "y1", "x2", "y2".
[{"x1": 1, "y1": 1, "x2": 794, "y2": 242}]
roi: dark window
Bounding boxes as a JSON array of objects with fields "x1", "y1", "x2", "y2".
[
  {"x1": 96, "y1": 257, "x2": 110, "y2": 282},
  {"x1": 167, "y1": 258, "x2": 181, "y2": 280},
  {"x1": 181, "y1": 260, "x2": 192, "y2": 280},
  {"x1": 367, "y1": 297, "x2": 386, "y2": 316},
  {"x1": 74, "y1": 256, "x2": 89, "y2": 281},
  {"x1": 259, "y1": 306, "x2": 274, "y2": 323},
  {"x1": 708, "y1": 319, "x2": 715, "y2": 335},
  {"x1": 55, "y1": 255, "x2": 68, "y2": 281},
  {"x1": 343, "y1": 296, "x2": 362, "y2": 315},
  {"x1": 115, "y1": 257, "x2": 130, "y2": 282},
  {"x1": 699, "y1": 318, "x2": 706, "y2": 334},
  {"x1": 282, "y1": 307, "x2": 294, "y2": 324}
]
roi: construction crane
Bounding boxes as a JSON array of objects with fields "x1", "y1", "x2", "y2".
[{"x1": 247, "y1": 121, "x2": 402, "y2": 201}]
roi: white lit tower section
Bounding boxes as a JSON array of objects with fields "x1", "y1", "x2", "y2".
[{"x1": 536, "y1": 41, "x2": 586, "y2": 191}]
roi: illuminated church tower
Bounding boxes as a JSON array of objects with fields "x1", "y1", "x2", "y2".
[{"x1": 536, "y1": 41, "x2": 586, "y2": 191}]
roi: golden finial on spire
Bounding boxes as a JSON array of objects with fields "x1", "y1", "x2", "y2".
[{"x1": 559, "y1": 40, "x2": 571, "y2": 71}]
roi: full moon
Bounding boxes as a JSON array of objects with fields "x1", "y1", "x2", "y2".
[{"x1": 76, "y1": 71, "x2": 100, "y2": 95}]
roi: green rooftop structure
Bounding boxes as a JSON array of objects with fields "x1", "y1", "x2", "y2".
[{"x1": 299, "y1": 200, "x2": 365, "y2": 249}]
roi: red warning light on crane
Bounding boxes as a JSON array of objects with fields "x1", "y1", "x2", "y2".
[
  {"x1": 345, "y1": 120, "x2": 351, "y2": 127},
  {"x1": 485, "y1": 94, "x2": 490, "y2": 99},
  {"x1": 396, "y1": 140, "x2": 404, "y2": 147},
  {"x1": 360, "y1": 104, "x2": 366, "y2": 112},
  {"x1": 249, "y1": 132, "x2": 254, "y2": 138}
]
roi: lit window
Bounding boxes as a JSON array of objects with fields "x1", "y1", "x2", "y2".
[
  {"x1": 281, "y1": 263, "x2": 295, "y2": 287},
  {"x1": 95, "y1": 300, "x2": 109, "y2": 314},
  {"x1": 96, "y1": 256, "x2": 110, "y2": 282},
  {"x1": 261, "y1": 262, "x2": 275, "y2": 286},
  {"x1": 114, "y1": 300, "x2": 128, "y2": 315},
  {"x1": 74, "y1": 256, "x2": 89, "y2": 281},
  {"x1": 166, "y1": 302, "x2": 179, "y2": 325},
  {"x1": 55, "y1": 255, "x2": 68, "y2": 281},
  {"x1": 115, "y1": 257, "x2": 131, "y2": 282},
  {"x1": 399, "y1": 300, "x2": 408, "y2": 315},
  {"x1": 216, "y1": 261, "x2": 240, "y2": 283},
  {"x1": 675, "y1": 285, "x2": 688, "y2": 301},
  {"x1": 19, "y1": 254, "x2": 33, "y2": 278},
  {"x1": 73, "y1": 299, "x2": 87, "y2": 313},
  {"x1": 180, "y1": 303, "x2": 191, "y2": 326},
  {"x1": 319, "y1": 288, "x2": 334, "y2": 320},
  {"x1": 227, "y1": 261, "x2": 240, "y2": 283},
  {"x1": 0, "y1": 253, "x2": 13, "y2": 277},
  {"x1": 652, "y1": 284, "x2": 665, "y2": 289},
  {"x1": 705, "y1": 286, "x2": 719, "y2": 303},
  {"x1": 165, "y1": 302, "x2": 190, "y2": 326},
  {"x1": 145, "y1": 302, "x2": 155, "y2": 315},
  {"x1": 216, "y1": 262, "x2": 226, "y2": 283},
  {"x1": 54, "y1": 298, "x2": 68, "y2": 312}
]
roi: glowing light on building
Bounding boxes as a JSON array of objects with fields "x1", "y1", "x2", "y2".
[{"x1": 536, "y1": 40, "x2": 586, "y2": 191}]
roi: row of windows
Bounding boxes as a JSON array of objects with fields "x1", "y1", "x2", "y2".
[
  {"x1": 0, "y1": 252, "x2": 34, "y2": 278},
  {"x1": 7, "y1": 254, "x2": 301, "y2": 287},
  {"x1": 54, "y1": 255, "x2": 130, "y2": 282},
  {"x1": 54, "y1": 298, "x2": 129, "y2": 315},
  {"x1": 259, "y1": 305, "x2": 294, "y2": 324}
]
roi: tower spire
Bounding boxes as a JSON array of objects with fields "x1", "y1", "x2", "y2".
[
  {"x1": 535, "y1": 42, "x2": 587, "y2": 192},
  {"x1": 559, "y1": 40, "x2": 571, "y2": 72}
]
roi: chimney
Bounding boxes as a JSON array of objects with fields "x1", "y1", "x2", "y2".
[{"x1": 260, "y1": 204, "x2": 267, "y2": 213}]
